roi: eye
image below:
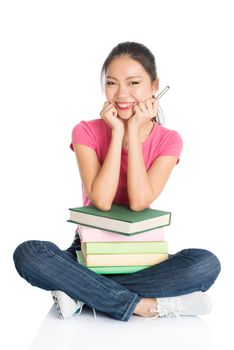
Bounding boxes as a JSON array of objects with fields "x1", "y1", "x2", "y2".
[
  {"x1": 106, "y1": 81, "x2": 115, "y2": 86},
  {"x1": 130, "y1": 81, "x2": 140, "y2": 85}
]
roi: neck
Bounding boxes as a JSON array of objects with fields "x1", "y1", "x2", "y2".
[{"x1": 122, "y1": 119, "x2": 155, "y2": 147}]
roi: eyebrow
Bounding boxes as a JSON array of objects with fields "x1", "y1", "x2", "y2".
[{"x1": 106, "y1": 75, "x2": 143, "y2": 80}]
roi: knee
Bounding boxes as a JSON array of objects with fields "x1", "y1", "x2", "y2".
[
  {"x1": 197, "y1": 249, "x2": 221, "y2": 278},
  {"x1": 182, "y1": 248, "x2": 221, "y2": 281},
  {"x1": 13, "y1": 240, "x2": 36, "y2": 275},
  {"x1": 13, "y1": 240, "x2": 57, "y2": 276},
  {"x1": 203, "y1": 249, "x2": 221, "y2": 280}
]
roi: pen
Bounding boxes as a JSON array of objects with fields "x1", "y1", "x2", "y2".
[{"x1": 156, "y1": 85, "x2": 170, "y2": 100}]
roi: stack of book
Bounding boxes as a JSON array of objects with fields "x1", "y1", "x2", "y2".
[{"x1": 67, "y1": 204, "x2": 171, "y2": 274}]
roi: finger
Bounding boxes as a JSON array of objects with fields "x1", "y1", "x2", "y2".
[
  {"x1": 103, "y1": 101, "x2": 110, "y2": 108},
  {"x1": 105, "y1": 105, "x2": 118, "y2": 117},
  {"x1": 152, "y1": 98, "x2": 158, "y2": 114},
  {"x1": 103, "y1": 103, "x2": 115, "y2": 113},
  {"x1": 103, "y1": 101, "x2": 116, "y2": 109},
  {"x1": 100, "y1": 103, "x2": 115, "y2": 117},
  {"x1": 145, "y1": 98, "x2": 154, "y2": 115},
  {"x1": 101, "y1": 102, "x2": 110, "y2": 113},
  {"x1": 133, "y1": 104, "x2": 141, "y2": 113},
  {"x1": 138, "y1": 101, "x2": 148, "y2": 112}
]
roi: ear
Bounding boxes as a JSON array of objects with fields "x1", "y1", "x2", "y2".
[{"x1": 151, "y1": 77, "x2": 159, "y2": 96}]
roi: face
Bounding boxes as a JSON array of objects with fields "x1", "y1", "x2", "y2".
[{"x1": 104, "y1": 55, "x2": 158, "y2": 120}]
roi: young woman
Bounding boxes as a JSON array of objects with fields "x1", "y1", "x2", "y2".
[{"x1": 13, "y1": 42, "x2": 221, "y2": 322}]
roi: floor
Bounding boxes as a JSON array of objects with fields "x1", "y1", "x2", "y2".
[
  {"x1": 7, "y1": 287, "x2": 229, "y2": 350},
  {"x1": 4, "y1": 252, "x2": 231, "y2": 350},
  {"x1": 28, "y1": 305, "x2": 212, "y2": 350}
]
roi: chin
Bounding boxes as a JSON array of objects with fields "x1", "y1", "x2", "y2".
[{"x1": 117, "y1": 110, "x2": 133, "y2": 120}]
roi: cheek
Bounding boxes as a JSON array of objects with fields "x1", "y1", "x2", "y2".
[
  {"x1": 105, "y1": 89, "x2": 115, "y2": 102},
  {"x1": 133, "y1": 86, "x2": 151, "y2": 101}
]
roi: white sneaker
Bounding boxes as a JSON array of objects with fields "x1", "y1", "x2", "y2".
[
  {"x1": 51, "y1": 290, "x2": 84, "y2": 319},
  {"x1": 147, "y1": 291, "x2": 212, "y2": 319}
]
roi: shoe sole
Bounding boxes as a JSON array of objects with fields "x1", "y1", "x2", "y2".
[{"x1": 52, "y1": 295, "x2": 64, "y2": 319}]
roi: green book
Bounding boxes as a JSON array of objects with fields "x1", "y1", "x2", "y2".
[
  {"x1": 76, "y1": 250, "x2": 150, "y2": 274},
  {"x1": 81, "y1": 241, "x2": 168, "y2": 254},
  {"x1": 68, "y1": 204, "x2": 171, "y2": 236}
]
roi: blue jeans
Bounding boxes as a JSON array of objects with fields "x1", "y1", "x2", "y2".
[{"x1": 13, "y1": 236, "x2": 221, "y2": 322}]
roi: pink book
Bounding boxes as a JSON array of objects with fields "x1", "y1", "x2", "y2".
[{"x1": 77, "y1": 225, "x2": 165, "y2": 242}]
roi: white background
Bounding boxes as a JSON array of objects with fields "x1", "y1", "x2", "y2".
[{"x1": 0, "y1": 0, "x2": 233, "y2": 349}]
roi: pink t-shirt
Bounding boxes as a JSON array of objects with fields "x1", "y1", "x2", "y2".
[{"x1": 70, "y1": 119, "x2": 183, "y2": 207}]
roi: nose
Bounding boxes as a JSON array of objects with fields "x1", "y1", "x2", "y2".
[{"x1": 115, "y1": 84, "x2": 129, "y2": 99}]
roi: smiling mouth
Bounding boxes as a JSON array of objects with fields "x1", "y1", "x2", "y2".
[{"x1": 115, "y1": 102, "x2": 135, "y2": 110}]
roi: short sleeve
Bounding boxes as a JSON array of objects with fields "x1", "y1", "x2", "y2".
[
  {"x1": 70, "y1": 121, "x2": 97, "y2": 152},
  {"x1": 158, "y1": 130, "x2": 183, "y2": 164}
]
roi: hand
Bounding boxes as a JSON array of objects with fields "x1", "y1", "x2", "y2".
[
  {"x1": 128, "y1": 97, "x2": 158, "y2": 130},
  {"x1": 100, "y1": 102, "x2": 124, "y2": 132}
]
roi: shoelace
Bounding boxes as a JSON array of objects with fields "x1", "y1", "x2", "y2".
[
  {"x1": 145, "y1": 307, "x2": 160, "y2": 320},
  {"x1": 75, "y1": 302, "x2": 84, "y2": 316},
  {"x1": 145, "y1": 298, "x2": 181, "y2": 320},
  {"x1": 75, "y1": 302, "x2": 97, "y2": 320},
  {"x1": 91, "y1": 307, "x2": 97, "y2": 320}
]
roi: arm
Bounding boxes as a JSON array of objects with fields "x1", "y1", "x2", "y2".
[
  {"x1": 127, "y1": 125, "x2": 178, "y2": 211},
  {"x1": 73, "y1": 128, "x2": 124, "y2": 211}
]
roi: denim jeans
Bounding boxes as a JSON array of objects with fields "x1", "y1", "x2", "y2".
[{"x1": 13, "y1": 234, "x2": 221, "y2": 322}]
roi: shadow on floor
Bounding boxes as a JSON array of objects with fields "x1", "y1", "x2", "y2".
[{"x1": 28, "y1": 305, "x2": 212, "y2": 350}]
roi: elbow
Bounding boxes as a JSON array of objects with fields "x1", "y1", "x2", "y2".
[
  {"x1": 130, "y1": 197, "x2": 155, "y2": 211},
  {"x1": 94, "y1": 200, "x2": 112, "y2": 212},
  {"x1": 130, "y1": 203, "x2": 148, "y2": 212},
  {"x1": 130, "y1": 191, "x2": 160, "y2": 211},
  {"x1": 89, "y1": 194, "x2": 112, "y2": 212}
]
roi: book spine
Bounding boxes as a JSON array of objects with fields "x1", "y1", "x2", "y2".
[
  {"x1": 76, "y1": 251, "x2": 152, "y2": 274},
  {"x1": 83, "y1": 253, "x2": 168, "y2": 266},
  {"x1": 86, "y1": 265, "x2": 150, "y2": 274},
  {"x1": 68, "y1": 204, "x2": 171, "y2": 234},
  {"x1": 82, "y1": 241, "x2": 168, "y2": 254},
  {"x1": 77, "y1": 225, "x2": 165, "y2": 242},
  {"x1": 67, "y1": 220, "x2": 169, "y2": 236}
]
